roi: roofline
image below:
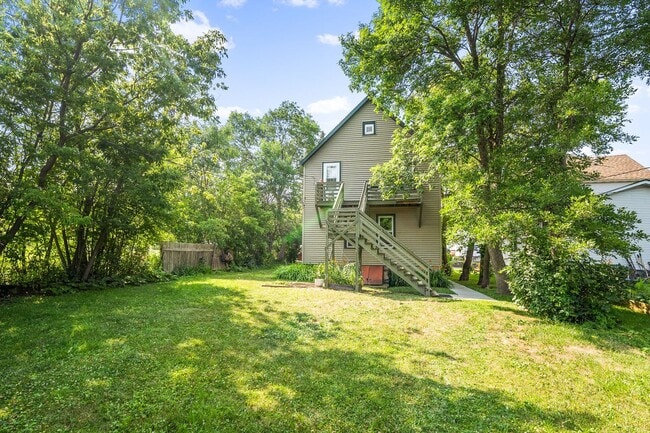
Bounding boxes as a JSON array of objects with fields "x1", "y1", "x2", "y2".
[
  {"x1": 300, "y1": 97, "x2": 370, "y2": 166},
  {"x1": 602, "y1": 179, "x2": 650, "y2": 195}
]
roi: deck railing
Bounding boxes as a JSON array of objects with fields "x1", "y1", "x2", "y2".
[
  {"x1": 366, "y1": 186, "x2": 421, "y2": 204},
  {"x1": 315, "y1": 181, "x2": 343, "y2": 203}
]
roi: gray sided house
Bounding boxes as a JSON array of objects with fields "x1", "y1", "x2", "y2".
[
  {"x1": 587, "y1": 154, "x2": 650, "y2": 269},
  {"x1": 300, "y1": 98, "x2": 442, "y2": 295}
]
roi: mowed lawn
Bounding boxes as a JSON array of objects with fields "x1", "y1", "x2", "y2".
[{"x1": 1, "y1": 270, "x2": 649, "y2": 433}]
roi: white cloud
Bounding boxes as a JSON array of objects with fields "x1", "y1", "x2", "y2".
[
  {"x1": 279, "y1": 0, "x2": 344, "y2": 8},
  {"x1": 281, "y1": 0, "x2": 319, "y2": 8},
  {"x1": 316, "y1": 33, "x2": 340, "y2": 46},
  {"x1": 629, "y1": 104, "x2": 641, "y2": 114},
  {"x1": 215, "y1": 106, "x2": 247, "y2": 121},
  {"x1": 307, "y1": 96, "x2": 352, "y2": 115},
  {"x1": 171, "y1": 10, "x2": 234, "y2": 48},
  {"x1": 220, "y1": 0, "x2": 246, "y2": 7}
]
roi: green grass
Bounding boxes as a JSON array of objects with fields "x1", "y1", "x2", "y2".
[{"x1": 1, "y1": 268, "x2": 649, "y2": 432}]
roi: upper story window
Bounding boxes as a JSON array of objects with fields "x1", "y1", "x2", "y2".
[
  {"x1": 322, "y1": 162, "x2": 340, "y2": 182},
  {"x1": 363, "y1": 121, "x2": 376, "y2": 136}
]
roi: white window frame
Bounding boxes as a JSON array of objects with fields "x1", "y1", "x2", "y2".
[
  {"x1": 376, "y1": 214, "x2": 395, "y2": 248},
  {"x1": 363, "y1": 121, "x2": 376, "y2": 135},
  {"x1": 322, "y1": 162, "x2": 341, "y2": 183}
]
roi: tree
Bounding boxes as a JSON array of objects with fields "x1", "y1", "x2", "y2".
[
  {"x1": 255, "y1": 102, "x2": 322, "y2": 261},
  {"x1": 172, "y1": 102, "x2": 321, "y2": 265},
  {"x1": 0, "y1": 0, "x2": 226, "y2": 282},
  {"x1": 341, "y1": 0, "x2": 648, "y2": 294}
]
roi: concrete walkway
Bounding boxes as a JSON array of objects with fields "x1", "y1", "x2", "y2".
[{"x1": 449, "y1": 281, "x2": 494, "y2": 300}]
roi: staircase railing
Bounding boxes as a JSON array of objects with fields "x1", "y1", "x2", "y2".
[
  {"x1": 358, "y1": 181, "x2": 369, "y2": 213},
  {"x1": 355, "y1": 211, "x2": 432, "y2": 295},
  {"x1": 325, "y1": 207, "x2": 434, "y2": 296}
]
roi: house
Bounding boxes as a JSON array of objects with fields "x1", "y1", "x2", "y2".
[
  {"x1": 300, "y1": 98, "x2": 442, "y2": 295},
  {"x1": 587, "y1": 154, "x2": 650, "y2": 266}
]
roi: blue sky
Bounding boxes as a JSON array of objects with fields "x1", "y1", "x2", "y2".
[{"x1": 174, "y1": 0, "x2": 650, "y2": 167}]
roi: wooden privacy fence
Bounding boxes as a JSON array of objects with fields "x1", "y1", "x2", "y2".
[{"x1": 160, "y1": 242, "x2": 223, "y2": 273}]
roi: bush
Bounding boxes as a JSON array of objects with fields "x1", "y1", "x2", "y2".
[
  {"x1": 315, "y1": 261, "x2": 362, "y2": 287},
  {"x1": 430, "y1": 270, "x2": 452, "y2": 288},
  {"x1": 630, "y1": 278, "x2": 650, "y2": 303},
  {"x1": 273, "y1": 264, "x2": 317, "y2": 282},
  {"x1": 508, "y1": 252, "x2": 628, "y2": 324}
]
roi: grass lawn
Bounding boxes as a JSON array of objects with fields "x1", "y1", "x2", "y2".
[{"x1": 1, "y1": 269, "x2": 649, "y2": 432}]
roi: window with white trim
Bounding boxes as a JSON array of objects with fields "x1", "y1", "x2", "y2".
[
  {"x1": 322, "y1": 162, "x2": 341, "y2": 182},
  {"x1": 363, "y1": 121, "x2": 376, "y2": 135}
]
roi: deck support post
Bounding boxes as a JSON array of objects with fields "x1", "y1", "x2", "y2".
[{"x1": 355, "y1": 210, "x2": 362, "y2": 292}]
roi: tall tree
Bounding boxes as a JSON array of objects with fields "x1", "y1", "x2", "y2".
[
  {"x1": 0, "y1": 0, "x2": 226, "y2": 281},
  {"x1": 255, "y1": 102, "x2": 322, "y2": 261},
  {"x1": 173, "y1": 102, "x2": 321, "y2": 264},
  {"x1": 341, "y1": 0, "x2": 648, "y2": 293}
]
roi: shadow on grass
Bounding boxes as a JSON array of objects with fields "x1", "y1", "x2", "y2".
[
  {"x1": 570, "y1": 307, "x2": 650, "y2": 354},
  {"x1": 489, "y1": 304, "x2": 534, "y2": 318},
  {"x1": 0, "y1": 278, "x2": 603, "y2": 432}
]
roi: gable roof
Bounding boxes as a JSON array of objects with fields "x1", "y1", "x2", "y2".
[
  {"x1": 300, "y1": 97, "x2": 370, "y2": 166},
  {"x1": 588, "y1": 154, "x2": 650, "y2": 182}
]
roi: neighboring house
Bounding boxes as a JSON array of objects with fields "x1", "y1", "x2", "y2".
[
  {"x1": 587, "y1": 154, "x2": 650, "y2": 266},
  {"x1": 300, "y1": 98, "x2": 442, "y2": 295}
]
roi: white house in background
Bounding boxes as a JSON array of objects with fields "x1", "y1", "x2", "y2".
[{"x1": 587, "y1": 154, "x2": 650, "y2": 266}]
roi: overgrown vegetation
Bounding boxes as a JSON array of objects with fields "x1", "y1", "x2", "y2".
[
  {"x1": 316, "y1": 261, "x2": 361, "y2": 287},
  {"x1": 429, "y1": 270, "x2": 451, "y2": 289},
  {"x1": 1, "y1": 271, "x2": 649, "y2": 432},
  {"x1": 273, "y1": 263, "x2": 317, "y2": 282},
  {"x1": 508, "y1": 252, "x2": 629, "y2": 324},
  {"x1": 630, "y1": 278, "x2": 650, "y2": 303}
]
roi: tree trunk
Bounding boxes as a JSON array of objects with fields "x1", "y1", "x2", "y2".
[
  {"x1": 478, "y1": 246, "x2": 491, "y2": 288},
  {"x1": 82, "y1": 229, "x2": 109, "y2": 282},
  {"x1": 459, "y1": 239, "x2": 475, "y2": 281},
  {"x1": 488, "y1": 246, "x2": 509, "y2": 294},
  {"x1": 440, "y1": 214, "x2": 451, "y2": 275}
]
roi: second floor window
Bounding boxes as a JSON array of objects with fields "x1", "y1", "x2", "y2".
[{"x1": 323, "y1": 162, "x2": 340, "y2": 182}]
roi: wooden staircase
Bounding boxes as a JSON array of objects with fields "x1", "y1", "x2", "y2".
[{"x1": 325, "y1": 191, "x2": 437, "y2": 296}]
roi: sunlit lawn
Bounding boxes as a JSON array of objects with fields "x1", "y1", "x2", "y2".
[{"x1": 1, "y1": 269, "x2": 649, "y2": 432}]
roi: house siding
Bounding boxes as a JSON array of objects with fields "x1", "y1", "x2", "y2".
[
  {"x1": 587, "y1": 181, "x2": 631, "y2": 194},
  {"x1": 603, "y1": 185, "x2": 650, "y2": 265},
  {"x1": 587, "y1": 181, "x2": 650, "y2": 265},
  {"x1": 301, "y1": 99, "x2": 442, "y2": 268}
]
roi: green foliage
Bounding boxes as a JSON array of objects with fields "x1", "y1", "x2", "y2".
[
  {"x1": 508, "y1": 251, "x2": 629, "y2": 324},
  {"x1": 429, "y1": 270, "x2": 452, "y2": 289},
  {"x1": 0, "y1": 0, "x2": 226, "y2": 284},
  {"x1": 341, "y1": 0, "x2": 647, "y2": 294},
  {"x1": 316, "y1": 261, "x2": 362, "y2": 287},
  {"x1": 171, "y1": 103, "x2": 321, "y2": 266},
  {"x1": 273, "y1": 263, "x2": 318, "y2": 282},
  {"x1": 631, "y1": 279, "x2": 650, "y2": 303}
]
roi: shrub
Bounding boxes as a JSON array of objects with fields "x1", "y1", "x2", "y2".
[
  {"x1": 630, "y1": 278, "x2": 650, "y2": 303},
  {"x1": 273, "y1": 264, "x2": 317, "y2": 282},
  {"x1": 508, "y1": 251, "x2": 628, "y2": 324},
  {"x1": 315, "y1": 261, "x2": 362, "y2": 287},
  {"x1": 429, "y1": 270, "x2": 452, "y2": 288}
]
